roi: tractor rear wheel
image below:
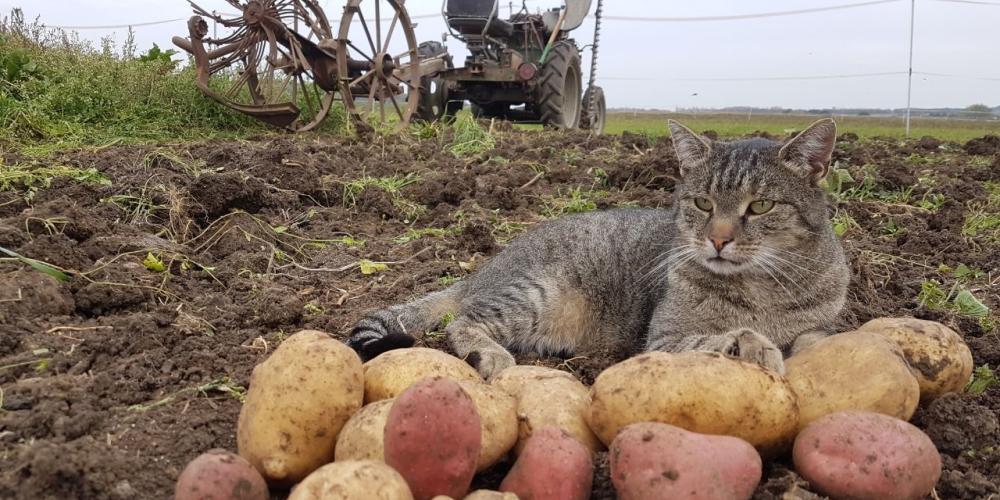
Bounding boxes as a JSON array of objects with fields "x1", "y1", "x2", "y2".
[
  {"x1": 533, "y1": 40, "x2": 582, "y2": 129},
  {"x1": 415, "y1": 41, "x2": 462, "y2": 122},
  {"x1": 579, "y1": 85, "x2": 606, "y2": 134}
]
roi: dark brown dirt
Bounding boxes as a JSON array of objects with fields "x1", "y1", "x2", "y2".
[{"x1": 0, "y1": 127, "x2": 997, "y2": 499}]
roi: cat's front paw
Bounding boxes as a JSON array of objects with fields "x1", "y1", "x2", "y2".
[
  {"x1": 722, "y1": 328, "x2": 785, "y2": 375},
  {"x1": 465, "y1": 347, "x2": 516, "y2": 381}
]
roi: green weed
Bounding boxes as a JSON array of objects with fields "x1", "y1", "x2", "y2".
[
  {"x1": 448, "y1": 111, "x2": 496, "y2": 157},
  {"x1": 0, "y1": 163, "x2": 110, "y2": 201},
  {"x1": 0, "y1": 245, "x2": 71, "y2": 281},
  {"x1": 831, "y1": 211, "x2": 860, "y2": 237},
  {"x1": 966, "y1": 365, "x2": 998, "y2": 396},
  {"x1": 541, "y1": 187, "x2": 604, "y2": 217},
  {"x1": 438, "y1": 274, "x2": 459, "y2": 286},
  {"x1": 394, "y1": 226, "x2": 460, "y2": 244},
  {"x1": 881, "y1": 218, "x2": 906, "y2": 237}
]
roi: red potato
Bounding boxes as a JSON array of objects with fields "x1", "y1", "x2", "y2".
[
  {"x1": 609, "y1": 423, "x2": 762, "y2": 500},
  {"x1": 175, "y1": 449, "x2": 269, "y2": 500},
  {"x1": 384, "y1": 377, "x2": 482, "y2": 500},
  {"x1": 793, "y1": 411, "x2": 942, "y2": 500},
  {"x1": 499, "y1": 426, "x2": 593, "y2": 500}
]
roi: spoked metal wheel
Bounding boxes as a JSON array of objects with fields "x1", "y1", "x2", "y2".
[
  {"x1": 185, "y1": 0, "x2": 337, "y2": 132},
  {"x1": 336, "y1": 0, "x2": 420, "y2": 129}
]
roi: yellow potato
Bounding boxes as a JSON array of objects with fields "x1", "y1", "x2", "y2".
[
  {"x1": 856, "y1": 317, "x2": 973, "y2": 402},
  {"x1": 588, "y1": 351, "x2": 799, "y2": 456},
  {"x1": 237, "y1": 330, "x2": 363, "y2": 487},
  {"x1": 786, "y1": 331, "x2": 920, "y2": 430},
  {"x1": 490, "y1": 366, "x2": 602, "y2": 455},
  {"x1": 363, "y1": 347, "x2": 482, "y2": 403},
  {"x1": 288, "y1": 460, "x2": 413, "y2": 500},
  {"x1": 456, "y1": 381, "x2": 519, "y2": 471},
  {"x1": 464, "y1": 491, "x2": 519, "y2": 500},
  {"x1": 490, "y1": 365, "x2": 579, "y2": 398},
  {"x1": 334, "y1": 399, "x2": 394, "y2": 463}
]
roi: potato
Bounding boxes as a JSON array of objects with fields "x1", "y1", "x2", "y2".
[
  {"x1": 857, "y1": 317, "x2": 973, "y2": 402},
  {"x1": 609, "y1": 422, "x2": 761, "y2": 500},
  {"x1": 499, "y1": 426, "x2": 593, "y2": 500},
  {"x1": 237, "y1": 330, "x2": 363, "y2": 487},
  {"x1": 288, "y1": 460, "x2": 413, "y2": 500},
  {"x1": 503, "y1": 371, "x2": 603, "y2": 455},
  {"x1": 455, "y1": 381, "x2": 519, "y2": 471},
  {"x1": 464, "y1": 491, "x2": 519, "y2": 500},
  {"x1": 385, "y1": 377, "x2": 481, "y2": 500},
  {"x1": 793, "y1": 411, "x2": 942, "y2": 500},
  {"x1": 364, "y1": 347, "x2": 482, "y2": 403},
  {"x1": 786, "y1": 331, "x2": 920, "y2": 430},
  {"x1": 175, "y1": 449, "x2": 269, "y2": 500},
  {"x1": 490, "y1": 365, "x2": 579, "y2": 397},
  {"x1": 588, "y1": 351, "x2": 798, "y2": 455},
  {"x1": 334, "y1": 399, "x2": 394, "y2": 463}
]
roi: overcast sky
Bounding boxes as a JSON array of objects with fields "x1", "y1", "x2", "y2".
[{"x1": 4, "y1": 0, "x2": 998, "y2": 110}]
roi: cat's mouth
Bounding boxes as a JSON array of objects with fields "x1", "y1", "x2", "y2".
[{"x1": 703, "y1": 255, "x2": 746, "y2": 274}]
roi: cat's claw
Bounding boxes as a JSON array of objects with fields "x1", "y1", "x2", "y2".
[
  {"x1": 724, "y1": 328, "x2": 786, "y2": 375},
  {"x1": 467, "y1": 348, "x2": 516, "y2": 381}
]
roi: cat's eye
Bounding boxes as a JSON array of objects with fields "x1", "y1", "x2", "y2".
[
  {"x1": 693, "y1": 197, "x2": 713, "y2": 212},
  {"x1": 748, "y1": 200, "x2": 775, "y2": 215}
]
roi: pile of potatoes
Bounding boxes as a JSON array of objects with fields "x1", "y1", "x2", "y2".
[{"x1": 174, "y1": 317, "x2": 972, "y2": 500}]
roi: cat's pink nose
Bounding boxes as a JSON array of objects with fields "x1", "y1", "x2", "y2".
[{"x1": 711, "y1": 238, "x2": 732, "y2": 252}]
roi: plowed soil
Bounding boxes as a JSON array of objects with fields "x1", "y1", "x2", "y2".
[{"x1": 1, "y1": 126, "x2": 997, "y2": 499}]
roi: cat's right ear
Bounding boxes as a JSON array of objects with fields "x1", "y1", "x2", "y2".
[{"x1": 667, "y1": 119, "x2": 711, "y2": 177}]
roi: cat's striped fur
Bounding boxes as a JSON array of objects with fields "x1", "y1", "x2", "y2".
[{"x1": 349, "y1": 119, "x2": 849, "y2": 379}]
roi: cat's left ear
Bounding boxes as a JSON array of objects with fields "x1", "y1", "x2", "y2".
[{"x1": 778, "y1": 118, "x2": 837, "y2": 183}]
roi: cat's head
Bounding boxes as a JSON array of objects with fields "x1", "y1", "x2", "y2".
[{"x1": 667, "y1": 118, "x2": 838, "y2": 275}]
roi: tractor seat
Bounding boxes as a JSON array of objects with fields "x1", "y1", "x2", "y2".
[{"x1": 445, "y1": 0, "x2": 515, "y2": 38}]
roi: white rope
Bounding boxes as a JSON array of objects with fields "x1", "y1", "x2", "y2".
[
  {"x1": 44, "y1": 18, "x2": 186, "y2": 30},
  {"x1": 599, "y1": 0, "x2": 902, "y2": 22}
]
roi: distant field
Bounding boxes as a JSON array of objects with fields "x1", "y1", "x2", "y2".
[{"x1": 605, "y1": 112, "x2": 1000, "y2": 142}]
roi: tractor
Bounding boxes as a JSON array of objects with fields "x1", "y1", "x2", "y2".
[
  {"x1": 420, "y1": 0, "x2": 606, "y2": 132},
  {"x1": 170, "y1": 0, "x2": 604, "y2": 133}
]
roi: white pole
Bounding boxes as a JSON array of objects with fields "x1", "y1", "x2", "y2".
[{"x1": 905, "y1": 0, "x2": 915, "y2": 137}]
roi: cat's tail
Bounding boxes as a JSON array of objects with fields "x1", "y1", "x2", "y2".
[{"x1": 347, "y1": 285, "x2": 463, "y2": 361}]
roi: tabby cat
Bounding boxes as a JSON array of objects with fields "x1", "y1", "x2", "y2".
[{"x1": 348, "y1": 119, "x2": 850, "y2": 378}]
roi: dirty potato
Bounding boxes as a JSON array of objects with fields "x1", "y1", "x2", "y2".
[
  {"x1": 490, "y1": 366, "x2": 602, "y2": 454},
  {"x1": 794, "y1": 411, "x2": 941, "y2": 500},
  {"x1": 334, "y1": 399, "x2": 394, "y2": 463},
  {"x1": 785, "y1": 331, "x2": 920, "y2": 430},
  {"x1": 455, "y1": 380, "x2": 519, "y2": 471},
  {"x1": 499, "y1": 426, "x2": 593, "y2": 500},
  {"x1": 364, "y1": 347, "x2": 482, "y2": 403},
  {"x1": 610, "y1": 423, "x2": 762, "y2": 500},
  {"x1": 288, "y1": 460, "x2": 413, "y2": 500},
  {"x1": 237, "y1": 330, "x2": 363, "y2": 487},
  {"x1": 384, "y1": 377, "x2": 481, "y2": 500},
  {"x1": 175, "y1": 449, "x2": 269, "y2": 500},
  {"x1": 857, "y1": 317, "x2": 973, "y2": 402},
  {"x1": 588, "y1": 351, "x2": 798, "y2": 456}
]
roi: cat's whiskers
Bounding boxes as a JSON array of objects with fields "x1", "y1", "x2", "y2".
[
  {"x1": 761, "y1": 245, "x2": 830, "y2": 267},
  {"x1": 756, "y1": 253, "x2": 812, "y2": 296},
  {"x1": 638, "y1": 244, "x2": 698, "y2": 288},
  {"x1": 750, "y1": 254, "x2": 805, "y2": 309}
]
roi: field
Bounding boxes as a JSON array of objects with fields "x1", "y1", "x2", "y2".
[
  {"x1": 605, "y1": 111, "x2": 1000, "y2": 143},
  {"x1": 1, "y1": 116, "x2": 999, "y2": 498},
  {"x1": 3, "y1": 15, "x2": 1000, "y2": 500}
]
